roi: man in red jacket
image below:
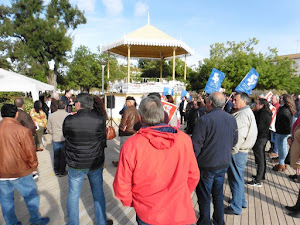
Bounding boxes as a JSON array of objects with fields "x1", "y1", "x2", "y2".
[{"x1": 113, "y1": 96, "x2": 200, "y2": 225}]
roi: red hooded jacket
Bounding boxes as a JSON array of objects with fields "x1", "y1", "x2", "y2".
[{"x1": 113, "y1": 125, "x2": 200, "y2": 225}]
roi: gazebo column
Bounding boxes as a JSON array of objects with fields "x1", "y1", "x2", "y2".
[
  {"x1": 172, "y1": 48, "x2": 176, "y2": 80},
  {"x1": 127, "y1": 45, "x2": 131, "y2": 83},
  {"x1": 107, "y1": 51, "x2": 110, "y2": 79},
  {"x1": 184, "y1": 54, "x2": 187, "y2": 80}
]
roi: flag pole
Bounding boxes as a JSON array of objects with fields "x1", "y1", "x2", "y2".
[{"x1": 222, "y1": 92, "x2": 234, "y2": 110}]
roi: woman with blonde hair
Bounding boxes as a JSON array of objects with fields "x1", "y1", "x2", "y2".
[
  {"x1": 30, "y1": 100, "x2": 47, "y2": 151},
  {"x1": 273, "y1": 94, "x2": 296, "y2": 171}
]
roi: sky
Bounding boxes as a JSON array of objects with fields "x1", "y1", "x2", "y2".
[{"x1": 3, "y1": 0, "x2": 300, "y2": 67}]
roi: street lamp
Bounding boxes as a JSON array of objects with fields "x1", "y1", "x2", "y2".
[{"x1": 102, "y1": 65, "x2": 105, "y2": 94}]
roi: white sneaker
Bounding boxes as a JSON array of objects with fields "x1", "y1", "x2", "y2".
[{"x1": 246, "y1": 179, "x2": 262, "y2": 187}]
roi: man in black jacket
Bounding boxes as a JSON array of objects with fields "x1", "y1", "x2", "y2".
[
  {"x1": 63, "y1": 93, "x2": 109, "y2": 225},
  {"x1": 192, "y1": 92, "x2": 238, "y2": 225},
  {"x1": 179, "y1": 96, "x2": 187, "y2": 124},
  {"x1": 247, "y1": 98, "x2": 272, "y2": 187}
]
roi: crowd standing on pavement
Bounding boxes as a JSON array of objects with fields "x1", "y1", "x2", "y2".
[{"x1": 0, "y1": 89, "x2": 300, "y2": 225}]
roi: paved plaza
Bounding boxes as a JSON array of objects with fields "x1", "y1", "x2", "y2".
[{"x1": 0, "y1": 126, "x2": 300, "y2": 225}]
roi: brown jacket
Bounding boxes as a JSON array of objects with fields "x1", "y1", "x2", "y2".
[
  {"x1": 119, "y1": 105, "x2": 140, "y2": 136},
  {"x1": 0, "y1": 118, "x2": 38, "y2": 178},
  {"x1": 290, "y1": 124, "x2": 300, "y2": 170},
  {"x1": 17, "y1": 109, "x2": 36, "y2": 135}
]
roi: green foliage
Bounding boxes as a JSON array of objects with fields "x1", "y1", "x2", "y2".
[
  {"x1": 67, "y1": 45, "x2": 101, "y2": 92},
  {"x1": 66, "y1": 49, "x2": 129, "y2": 91},
  {"x1": 98, "y1": 52, "x2": 127, "y2": 81},
  {"x1": 0, "y1": 92, "x2": 33, "y2": 112},
  {"x1": 56, "y1": 73, "x2": 69, "y2": 90},
  {"x1": 0, "y1": 0, "x2": 86, "y2": 85},
  {"x1": 189, "y1": 38, "x2": 300, "y2": 93},
  {"x1": 138, "y1": 58, "x2": 193, "y2": 84}
]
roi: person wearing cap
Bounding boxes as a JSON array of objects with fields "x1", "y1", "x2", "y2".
[{"x1": 112, "y1": 96, "x2": 140, "y2": 167}]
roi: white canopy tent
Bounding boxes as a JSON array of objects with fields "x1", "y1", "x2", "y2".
[{"x1": 0, "y1": 68, "x2": 55, "y2": 101}]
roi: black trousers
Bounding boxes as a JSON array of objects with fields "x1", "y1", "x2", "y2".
[
  {"x1": 53, "y1": 141, "x2": 66, "y2": 175},
  {"x1": 180, "y1": 112, "x2": 185, "y2": 124},
  {"x1": 252, "y1": 138, "x2": 268, "y2": 182}
]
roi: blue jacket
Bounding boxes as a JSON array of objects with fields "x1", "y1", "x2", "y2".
[{"x1": 192, "y1": 108, "x2": 238, "y2": 171}]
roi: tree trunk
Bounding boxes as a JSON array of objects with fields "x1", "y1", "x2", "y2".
[
  {"x1": 47, "y1": 70, "x2": 57, "y2": 90},
  {"x1": 47, "y1": 63, "x2": 58, "y2": 90}
]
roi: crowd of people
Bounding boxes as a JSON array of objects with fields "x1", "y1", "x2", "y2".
[{"x1": 0, "y1": 90, "x2": 300, "y2": 225}]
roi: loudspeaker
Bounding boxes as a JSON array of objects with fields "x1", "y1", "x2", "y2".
[{"x1": 106, "y1": 95, "x2": 115, "y2": 109}]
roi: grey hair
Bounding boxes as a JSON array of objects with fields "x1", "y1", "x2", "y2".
[
  {"x1": 208, "y1": 92, "x2": 225, "y2": 108},
  {"x1": 14, "y1": 98, "x2": 24, "y2": 108},
  {"x1": 235, "y1": 92, "x2": 250, "y2": 104},
  {"x1": 138, "y1": 96, "x2": 164, "y2": 126},
  {"x1": 272, "y1": 94, "x2": 279, "y2": 101},
  {"x1": 76, "y1": 93, "x2": 93, "y2": 109},
  {"x1": 52, "y1": 92, "x2": 59, "y2": 100}
]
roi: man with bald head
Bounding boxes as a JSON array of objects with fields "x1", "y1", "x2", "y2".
[{"x1": 192, "y1": 92, "x2": 238, "y2": 225}]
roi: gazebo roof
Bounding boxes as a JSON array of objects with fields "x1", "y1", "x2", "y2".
[{"x1": 101, "y1": 24, "x2": 193, "y2": 59}]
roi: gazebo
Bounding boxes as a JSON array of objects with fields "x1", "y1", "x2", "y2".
[{"x1": 101, "y1": 20, "x2": 193, "y2": 82}]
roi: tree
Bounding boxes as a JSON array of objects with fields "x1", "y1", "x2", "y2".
[
  {"x1": 190, "y1": 38, "x2": 299, "y2": 93},
  {"x1": 138, "y1": 58, "x2": 193, "y2": 82},
  {"x1": 0, "y1": 0, "x2": 86, "y2": 87},
  {"x1": 67, "y1": 47, "x2": 128, "y2": 92},
  {"x1": 67, "y1": 46, "x2": 101, "y2": 92},
  {"x1": 98, "y1": 51, "x2": 127, "y2": 81}
]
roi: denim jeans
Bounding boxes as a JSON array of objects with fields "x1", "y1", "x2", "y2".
[
  {"x1": 52, "y1": 141, "x2": 66, "y2": 175},
  {"x1": 196, "y1": 167, "x2": 228, "y2": 225},
  {"x1": 270, "y1": 131, "x2": 278, "y2": 154},
  {"x1": 252, "y1": 138, "x2": 268, "y2": 182},
  {"x1": 275, "y1": 133, "x2": 289, "y2": 165},
  {"x1": 227, "y1": 152, "x2": 248, "y2": 214},
  {"x1": 136, "y1": 215, "x2": 151, "y2": 225},
  {"x1": 0, "y1": 174, "x2": 42, "y2": 225},
  {"x1": 67, "y1": 166, "x2": 106, "y2": 225}
]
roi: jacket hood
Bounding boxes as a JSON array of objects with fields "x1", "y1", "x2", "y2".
[{"x1": 138, "y1": 124, "x2": 177, "y2": 150}]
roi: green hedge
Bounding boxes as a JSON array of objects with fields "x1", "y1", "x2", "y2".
[{"x1": 0, "y1": 92, "x2": 34, "y2": 113}]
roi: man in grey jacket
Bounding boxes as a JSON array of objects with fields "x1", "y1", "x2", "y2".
[
  {"x1": 225, "y1": 92, "x2": 258, "y2": 215},
  {"x1": 48, "y1": 100, "x2": 69, "y2": 176}
]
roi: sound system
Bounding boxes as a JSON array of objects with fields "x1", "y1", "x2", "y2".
[{"x1": 106, "y1": 95, "x2": 115, "y2": 109}]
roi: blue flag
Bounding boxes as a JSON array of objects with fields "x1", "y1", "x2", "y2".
[
  {"x1": 204, "y1": 68, "x2": 225, "y2": 94},
  {"x1": 181, "y1": 90, "x2": 192, "y2": 101},
  {"x1": 163, "y1": 87, "x2": 174, "y2": 96},
  {"x1": 235, "y1": 68, "x2": 259, "y2": 95}
]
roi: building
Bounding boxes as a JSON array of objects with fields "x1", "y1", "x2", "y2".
[{"x1": 279, "y1": 53, "x2": 300, "y2": 77}]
